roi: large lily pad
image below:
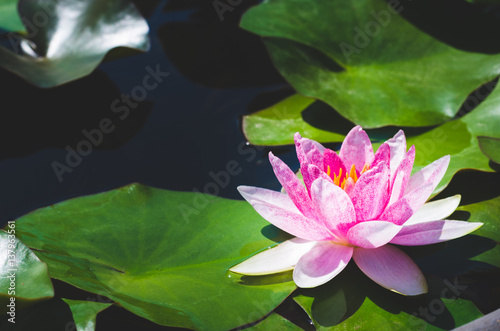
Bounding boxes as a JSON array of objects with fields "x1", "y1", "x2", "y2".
[
  {"x1": 478, "y1": 136, "x2": 500, "y2": 164},
  {"x1": 0, "y1": 0, "x2": 149, "y2": 87},
  {"x1": 0, "y1": 229, "x2": 53, "y2": 301},
  {"x1": 245, "y1": 312, "x2": 303, "y2": 330},
  {"x1": 407, "y1": 81, "x2": 500, "y2": 193},
  {"x1": 243, "y1": 94, "x2": 346, "y2": 146},
  {"x1": 240, "y1": 0, "x2": 500, "y2": 128},
  {"x1": 11, "y1": 184, "x2": 296, "y2": 330},
  {"x1": 245, "y1": 79, "x2": 500, "y2": 194},
  {"x1": 457, "y1": 196, "x2": 500, "y2": 268},
  {"x1": 0, "y1": 0, "x2": 23, "y2": 32}
]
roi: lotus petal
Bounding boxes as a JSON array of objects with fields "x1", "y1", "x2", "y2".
[{"x1": 353, "y1": 245, "x2": 427, "y2": 296}]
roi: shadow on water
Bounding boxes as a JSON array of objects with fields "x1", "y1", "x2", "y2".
[
  {"x1": 157, "y1": 0, "x2": 286, "y2": 88},
  {"x1": 395, "y1": 0, "x2": 500, "y2": 53},
  {"x1": 0, "y1": 68, "x2": 152, "y2": 161},
  {"x1": 433, "y1": 169, "x2": 500, "y2": 205}
]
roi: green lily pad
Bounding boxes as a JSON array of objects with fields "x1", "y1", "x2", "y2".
[
  {"x1": 0, "y1": 229, "x2": 54, "y2": 301},
  {"x1": 245, "y1": 79, "x2": 500, "y2": 194},
  {"x1": 240, "y1": 0, "x2": 500, "y2": 128},
  {"x1": 0, "y1": 0, "x2": 149, "y2": 88},
  {"x1": 245, "y1": 312, "x2": 303, "y2": 330},
  {"x1": 408, "y1": 81, "x2": 500, "y2": 193},
  {"x1": 62, "y1": 299, "x2": 113, "y2": 331},
  {"x1": 11, "y1": 184, "x2": 296, "y2": 331},
  {"x1": 243, "y1": 94, "x2": 346, "y2": 146},
  {"x1": 478, "y1": 136, "x2": 500, "y2": 164},
  {"x1": 456, "y1": 196, "x2": 500, "y2": 268},
  {"x1": 0, "y1": 0, "x2": 23, "y2": 32}
]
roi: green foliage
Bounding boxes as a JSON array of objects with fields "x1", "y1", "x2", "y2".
[
  {"x1": 243, "y1": 80, "x2": 500, "y2": 194},
  {"x1": 0, "y1": 230, "x2": 53, "y2": 300},
  {"x1": 478, "y1": 136, "x2": 500, "y2": 164},
  {"x1": 458, "y1": 196, "x2": 500, "y2": 267},
  {"x1": 62, "y1": 299, "x2": 113, "y2": 331},
  {"x1": 0, "y1": 0, "x2": 23, "y2": 32},
  {"x1": 241, "y1": 0, "x2": 500, "y2": 128},
  {"x1": 12, "y1": 184, "x2": 296, "y2": 330},
  {"x1": 243, "y1": 94, "x2": 346, "y2": 146},
  {"x1": 245, "y1": 313, "x2": 303, "y2": 330}
]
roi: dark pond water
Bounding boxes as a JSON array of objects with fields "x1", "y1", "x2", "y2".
[
  {"x1": 2, "y1": 0, "x2": 500, "y2": 329},
  {"x1": 0, "y1": 0, "x2": 301, "y2": 225}
]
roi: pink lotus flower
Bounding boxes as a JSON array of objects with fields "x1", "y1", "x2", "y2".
[{"x1": 230, "y1": 126, "x2": 482, "y2": 295}]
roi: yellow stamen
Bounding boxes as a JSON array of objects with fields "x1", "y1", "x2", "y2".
[
  {"x1": 327, "y1": 165, "x2": 331, "y2": 177},
  {"x1": 349, "y1": 164, "x2": 358, "y2": 182},
  {"x1": 330, "y1": 163, "x2": 371, "y2": 191},
  {"x1": 361, "y1": 163, "x2": 370, "y2": 174},
  {"x1": 333, "y1": 168, "x2": 342, "y2": 186}
]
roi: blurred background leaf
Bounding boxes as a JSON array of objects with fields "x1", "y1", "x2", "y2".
[
  {"x1": 0, "y1": 0, "x2": 23, "y2": 32},
  {"x1": 0, "y1": 0, "x2": 149, "y2": 87}
]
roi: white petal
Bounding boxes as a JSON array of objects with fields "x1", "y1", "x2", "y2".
[
  {"x1": 293, "y1": 241, "x2": 353, "y2": 288},
  {"x1": 238, "y1": 186, "x2": 334, "y2": 241},
  {"x1": 353, "y1": 245, "x2": 427, "y2": 296},
  {"x1": 238, "y1": 185, "x2": 299, "y2": 213},
  {"x1": 229, "y1": 238, "x2": 317, "y2": 275},
  {"x1": 390, "y1": 220, "x2": 483, "y2": 246},
  {"x1": 405, "y1": 155, "x2": 450, "y2": 195},
  {"x1": 405, "y1": 195, "x2": 461, "y2": 225},
  {"x1": 347, "y1": 221, "x2": 402, "y2": 249},
  {"x1": 387, "y1": 130, "x2": 407, "y2": 177}
]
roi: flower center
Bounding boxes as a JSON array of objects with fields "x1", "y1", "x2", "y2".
[{"x1": 327, "y1": 163, "x2": 370, "y2": 190}]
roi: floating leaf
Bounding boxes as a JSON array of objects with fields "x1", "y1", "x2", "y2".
[
  {"x1": 0, "y1": 0, "x2": 23, "y2": 32},
  {"x1": 240, "y1": 0, "x2": 500, "y2": 127},
  {"x1": 0, "y1": 0, "x2": 149, "y2": 87},
  {"x1": 0, "y1": 229, "x2": 53, "y2": 301},
  {"x1": 246, "y1": 80, "x2": 500, "y2": 194},
  {"x1": 62, "y1": 299, "x2": 113, "y2": 331},
  {"x1": 245, "y1": 312, "x2": 303, "y2": 330},
  {"x1": 456, "y1": 195, "x2": 500, "y2": 267},
  {"x1": 243, "y1": 94, "x2": 346, "y2": 146},
  {"x1": 478, "y1": 136, "x2": 500, "y2": 164},
  {"x1": 12, "y1": 184, "x2": 296, "y2": 331},
  {"x1": 407, "y1": 81, "x2": 500, "y2": 193}
]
